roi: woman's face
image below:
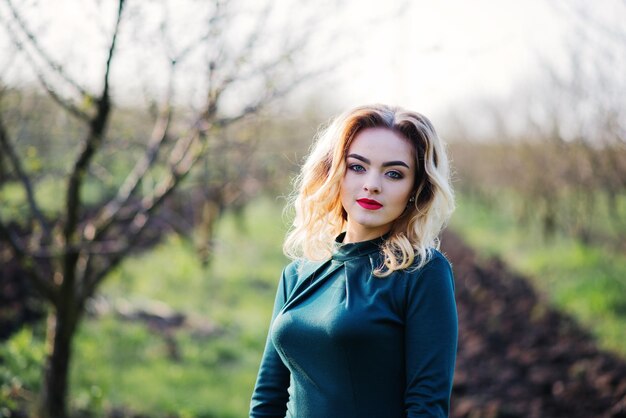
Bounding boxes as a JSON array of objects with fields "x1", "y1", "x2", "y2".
[{"x1": 340, "y1": 127, "x2": 415, "y2": 243}]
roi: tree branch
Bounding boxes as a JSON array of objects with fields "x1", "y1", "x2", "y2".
[
  {"x1": 216, "y1": 65, "x2": 328, "y2": 127},
  {"x1": 232, "y1": 1, "x2": 275, "y2": 69},
  {"x1": 0, "y1": 115, "x2": 52, "y2": 239},
  {"x1": 64, "y1": 0, "x2": 125, "y2": 296},
  {"x1": 82, "y1": 127, "x2": 205, "y2": 299},
  {"x1": 0, "y1": 9, "x2": 92, "y2": 121},
  {"x1": 0, "y1": 219, "x2": 58, "y2": 303},
  {"x1": 64, "y1": 0, "x2": 125, "y2": 244},
  {"x1": 3, "y1": 0, "x2": 92, "y2": 99},
  {"x1": 102, "y1": 0, "x2": 125, "y2": 102},
  {"x1": 204, "y1": 1, "x2": 275, "y2": 106},
  {"x1": 86, "y1": 61, "x2": 176, "y2": 242},
  {"x1": 206, "y1": 0, "x2": 332, "y2": 119}
]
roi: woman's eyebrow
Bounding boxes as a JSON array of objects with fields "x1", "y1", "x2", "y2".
[
  {"x1": 347, "y1": 153, "x2": 370, "y2": 164},
  {"x1": 346, "y1": 153, "x2": 409, "y2": 168},
  {"x1": 382, "y1": 160, "x2": 410, "y2": 168}
]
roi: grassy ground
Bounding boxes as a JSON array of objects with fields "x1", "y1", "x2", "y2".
[
  {"x1": 1, "y1": 197, "x2": 290, "y2": 417},
  {"x1": 4, "y1": 194, "x2": 625, "y2": 417},
  {"x1": 450, "y1": 193, "x2": 626, "y2": 357},
  {"x1": 73, "y1": 197, "x2": 290, "y2": 417}
]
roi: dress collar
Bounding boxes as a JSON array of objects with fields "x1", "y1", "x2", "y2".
[{"x1": 332, "y1": 232, "x2": 386, "y2": 262}]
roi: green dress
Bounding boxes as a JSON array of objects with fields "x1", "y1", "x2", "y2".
[{"x1": 250, "y1": 234, "x2": 458, "y2": 417}]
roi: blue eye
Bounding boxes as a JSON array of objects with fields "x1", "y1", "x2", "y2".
[
  {"x1": 386, "y1": 170, "x2": 403, "y2": 179},
  {"x1": 348, "y1": 164, "x2": 365, "y2": 172}
]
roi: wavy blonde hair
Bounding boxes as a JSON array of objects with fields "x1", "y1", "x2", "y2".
[{"x1": 283, "y1": 104, "x2": 454, "y2": 276}]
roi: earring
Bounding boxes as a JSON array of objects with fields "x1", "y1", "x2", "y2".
[{"x1": 408, "y1": 197, "x2": 415, "y2": 203}]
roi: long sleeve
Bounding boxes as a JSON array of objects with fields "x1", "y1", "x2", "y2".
[
  {"x1": 404, "y1": 254, "x2": 458, "y2": 417},
  {"x1": 249, "y1": 269, "x2": 291, "y2": 418}
]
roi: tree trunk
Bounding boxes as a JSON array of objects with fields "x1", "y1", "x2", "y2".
[
  {"x1": 39, "y1": 303, "x2": 79, "y2": 418},
  {"x1": 196, "y1": 199, "x2": 222, "y2": 267}
]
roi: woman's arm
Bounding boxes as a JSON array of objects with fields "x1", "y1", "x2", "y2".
[
  {"x1": 404, "y1": 253, "x2": 458, "y2": 417},
  {"x1": 249, "y1": 269, "x2": 292, "y2": 418}
]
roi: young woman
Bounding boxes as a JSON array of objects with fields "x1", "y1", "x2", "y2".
[{"x1": 250, "y1": 104, "x2": 458, "y2": 418}]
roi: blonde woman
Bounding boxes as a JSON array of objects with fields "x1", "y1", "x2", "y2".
[{"x1": 250, "y1": 104, "x2": 458, "y2": 418}]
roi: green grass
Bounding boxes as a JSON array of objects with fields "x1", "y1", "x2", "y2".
[
  {"x1": 0, "y1": 326, "x2": 46, "y2": 416},
  {"x1": 0, "y1": 176, "x2": 114, "y2": 223},
  {"x1": 1, "y1": 196, "x2": 290, "y2": 417},
  {"x1": 450, "y1": 193, "x2": 626, "y2": 356},
  {"x1": 71, "y1": 317, "x2": 261, "y2": 417},
  {"x1": 75, "y1": 196, "x2": 289, "y2": 417},
  {"x1": 6, "y1": 191, "x2": 624, "y2": 416}
]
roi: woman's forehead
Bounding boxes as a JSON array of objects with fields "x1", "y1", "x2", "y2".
[{"x1": 347, "y1": 128, "x2": 414, "y2": 162}]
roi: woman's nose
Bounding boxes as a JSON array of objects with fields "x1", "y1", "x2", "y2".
[{"x1": 363, "y1": 175, "x2": 381, "y2": 194}]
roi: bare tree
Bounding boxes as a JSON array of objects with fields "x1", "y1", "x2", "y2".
[
  {"x1": 446, "y1": 0, "x2": 626, "y2": 248},
  {"x1": 0, "y1": 0, "x2": 341, "y2": 416}
]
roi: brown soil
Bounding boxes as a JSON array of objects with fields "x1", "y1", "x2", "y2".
[{"x1": 441, "y1": 230, "x2": 626, "y2": 418}]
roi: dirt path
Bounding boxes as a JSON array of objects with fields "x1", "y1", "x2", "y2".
[{"x1": 442, "y1": 230, "x2": 626, "y2": 418}]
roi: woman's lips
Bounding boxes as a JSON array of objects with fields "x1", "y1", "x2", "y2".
[{"x1": 357, "y1": 198, "x2": 383, "y2": 210}]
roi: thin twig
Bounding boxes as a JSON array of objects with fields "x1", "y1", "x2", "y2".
[
  {"x1": 216, "y1": 64, "x2": 329, "y2": 127},
  {"x1": 3, "y1": 0, "x2": 92, "y2": 98},
  {"x1": 0, "y1": 11, "x2": 91, "y2": 120},
  {"x1": 0, "y1": 116, "x2": 51, "y2": 238},
  {"x1": 206, "y1": 1, "x2": 275, "y2": 103}
]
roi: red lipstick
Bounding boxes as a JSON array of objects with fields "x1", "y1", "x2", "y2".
[{"x1": 357, "y1": 198, "x2": 383, "y2": 210}]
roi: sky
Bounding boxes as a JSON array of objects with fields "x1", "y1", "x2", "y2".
[
  {"x1": 330, "y1": 0, "x2": 570, "y2": 116},
  {"x1": 0, "y1": 0, "x2": 619, "y2": 124}
]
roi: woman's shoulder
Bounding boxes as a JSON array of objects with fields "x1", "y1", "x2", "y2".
[
  {"x1": 377, "y1": 249, "x2": 454, "y2": 308},
  {"x1": 421, "y1": 248, "x2": 452, "y2": 271},
  {"x1": 280, "y1": 258, "x2": 328, "y2": 289},
  {"x1": 282, "y1": 257, "x2": 323, "y2": 278},
  {"x1": 397, "y1": 248, "x2": 454, "y2": 284},
  {"x1": 282, "y1": 259, "x2": 302, "y2": 279}
]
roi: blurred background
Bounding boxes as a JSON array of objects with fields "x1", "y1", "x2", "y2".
[{"x1": 1, "y1": 0, "x2": 625, "y2": 417}]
